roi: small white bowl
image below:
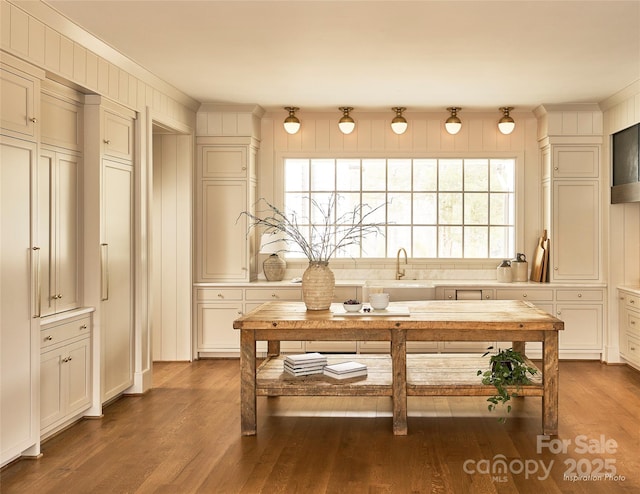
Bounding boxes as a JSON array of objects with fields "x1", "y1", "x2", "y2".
[
  {"x1": 369, "y1": 293, "x2": 390, "y2": 310},
  {"x1": 343, "y1": 303, "x2": 363, "y2": 312}
]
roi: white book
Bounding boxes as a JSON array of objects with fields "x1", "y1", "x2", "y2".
[
  {"x1": 284, "y1": 362, "x2": 326, "y2": 372},
  {"x1": 323, "y1": 361, "x2": 367, "y2": 374},
  {"x1": 323, "y1": 368, "x2": 368, "y2": 380},
  {"x1": 284, "y1": 367, "x2": 325, "y2": 377},
  {"x1": 285, "y1": 353, "x2": 327, "y2": 365}
]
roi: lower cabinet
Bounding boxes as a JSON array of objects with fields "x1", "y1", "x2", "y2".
[
  {"x1": 40, "y1": 313, "x2": 92, "y2": 438},
  {"x1": 619, "y1": 289, "x2": 640, "y2": 370}
]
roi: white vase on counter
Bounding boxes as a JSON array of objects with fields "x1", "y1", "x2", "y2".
[{"x1": 497, "y1": 260, "x2": 513, "y2": 283}]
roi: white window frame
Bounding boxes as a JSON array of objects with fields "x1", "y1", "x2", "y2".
[{"x1": 274, "y1": 152, "x2": 525, "y2": 266}]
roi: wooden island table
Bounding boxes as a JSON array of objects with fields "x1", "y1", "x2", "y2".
[{"x1": 233, "y1": 300, "x2": 564, "y2": 436}]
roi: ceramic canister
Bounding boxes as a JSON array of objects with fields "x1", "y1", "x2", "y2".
[
  {"x1": 497, "y1": 260, "x2": 513, "y2": 283},
  {"x1": 511, "y1": 253, "x2": 528, "y2": 282}
]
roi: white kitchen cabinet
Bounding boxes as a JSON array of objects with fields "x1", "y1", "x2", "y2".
[
  {"x1": 0, "y1": 63, "x2": 40, "y2": 140},
  {"x1": 84, "y1": 97, "x2": 135, "y2": 405},
  {"x1": 194, "y1": 137, "x2": 259, "y2": 283},
  {"x1": 1, "y1": 135, "x2": 40, "y2": 466},
  {"x1": 194, "y1": 288, "x2": 243, "y2": 354},
  {"x1": 38, "y1": 149, "x2": 81, "y2": 316},
  {"x1": 540, "y1": 140, "x2": 602, "y2": 283},
  {"x1": 556, "y1": 303, "x2": 602, "y2": 353},
  {"x1": 40, "y1": 314, "x2": 92, "y2": 437},
  {"x1": 618, "y1": 289, "x2": 640, "y2": 370},
  {"x1": 101, "y1": 158, "x2": 134, "y2": 402}
]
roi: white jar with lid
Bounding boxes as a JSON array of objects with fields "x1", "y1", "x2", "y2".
[
  {"x1": 497, "y1": 260, "x2": 512, "y2": 283},
  {"x1": 511, "y1": 253, "x2": 528, "y2": 282}
]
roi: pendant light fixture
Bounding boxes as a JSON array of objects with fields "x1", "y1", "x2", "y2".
[
  {"x1": 283, "y1": 107, "x2": 301, "y2": 134},
  {"x1": 390, "y1": 107, "x2": 408, "y2": 135},
  {"x1": 338, "y1": 107, "x2": 355, "y2": 134},
  {"x1": 498, "y1": 107, "x2": 515, "y2": 135},
  {"x1": 445, "y1": 107, "x2": 462, "y2": 135}
]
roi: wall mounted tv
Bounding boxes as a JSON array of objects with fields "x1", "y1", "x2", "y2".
[{"x1": 611, "y1": 122, "x2": 640, "y2": 203}]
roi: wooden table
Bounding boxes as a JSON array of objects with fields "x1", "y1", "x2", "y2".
[{"x1": 233, "y1": 300, "x2": 564, "y2": 436}]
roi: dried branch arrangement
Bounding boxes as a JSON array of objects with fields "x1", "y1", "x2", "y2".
[{"x1": 239, "y1": 194, "x2": 385, "y2": 262}]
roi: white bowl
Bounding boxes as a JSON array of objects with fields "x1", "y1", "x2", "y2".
[
  {"x1": 369, "y1": 293, "x2": 390, "y2": 310},
  {"x1": 343, "y1": 303, "x2": 363, "y2": 312}
]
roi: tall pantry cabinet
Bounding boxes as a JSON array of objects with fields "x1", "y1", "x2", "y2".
[
  {"x1": 84, "y1": 96, "x2": 136, "y2": 404},
  {"x1": 0, "y1": 59, "x2": 44, "y2": 465}
]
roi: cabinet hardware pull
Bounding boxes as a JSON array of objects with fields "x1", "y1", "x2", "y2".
[
  {"x1": 104, "y1": 139, "x2": 111, "y2": 145},
  {"x1": 631, "y1": 346, "x2": 636, "y2": 351},
  {"x1": 631, "y1": 321, "x2": 636, "y2": 325},
  {"x1": 30, "y1": 117, "x2": 37, "y2": 123},
  {"x1": 523, "y1": 293, "x2": 527, "y2": 297},
  {"x1": 485, "y1": 295, "x2": 490, "y2": 299},
  {"x1": 557, "y1": 311, "x2": 562, "y2": 316},
  {"x1": 80, "y1": 324, "x2": 87, "y2": 330},
  {"x1": 631, "y1": 300, "x2": 635, "y2": 304},
  {"x1": 100, "y1": 243, "x2": 109, "y2": 301},
  {"x1": 217, "y1": 293, "x2": 223, "y2": 298},
  {"x1": 554, "y1": 267, "x2": 558, "y2": 270},
  {"x1": 271, "y1": 293, "x2": 277, "y2": 298},
  {"x1": 45, "y1": 335, "x2": 53, "y2": 341},
  {"x1": 32, "y1": 246, "x2": 41, "y2": 318},
  {"x1": 237, "y1": 311, "x2": 242, "y2": 315},
  {"x1": 578, "y1": 293, "x2": 582, "y2": 298}
]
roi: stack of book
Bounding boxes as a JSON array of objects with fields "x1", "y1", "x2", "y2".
[
  {"x1": 323, "y1": 361, "x2": 368, "y2": 380},
  {"x1": 283, "y1": 352, "x2": 328, "y2": 376}
]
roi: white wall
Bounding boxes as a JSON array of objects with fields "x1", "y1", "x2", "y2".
[{"x1": 259, "y1": 110, "x2": 541, "y2": 278}]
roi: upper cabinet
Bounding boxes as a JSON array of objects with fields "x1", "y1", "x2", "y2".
[
  {"x1": 0, "y1": 65, "x2": 40, "y2": 140},
  {"x1": 103, "y1": 109, "x2": 134, "y2": 161},
  {"x1": 535, "y1": 105, "x2": 603, "y2": 283}
]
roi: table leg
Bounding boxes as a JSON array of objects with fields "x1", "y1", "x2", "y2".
[
  {"x1": 267, "y1": 340, "x2": 280, "y2": 357},
  {"x1": 240, "y1": 329, "x2": 257, "y2": 436},
  {"x1": 512, "y1": 341, "x2": 525, "y2": 355},
  {"x1": 542, "y1": 332, "x2": 559, "y2": 435},
  {"x1": 391, "y1": 329, "x2": 407, "y2": 435}
]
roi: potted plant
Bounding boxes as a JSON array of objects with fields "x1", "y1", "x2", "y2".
[
  {"x1": 477, "y1": 346, "x2": 538, "y2": 422},
  {"x1": 239, "y1": 194, "x2": 385, "y2": 310}
]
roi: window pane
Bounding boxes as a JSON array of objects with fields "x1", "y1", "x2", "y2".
[
  {"x1": 309, "y1": 192, "x2": 333, "y2": 223},
  {"x1": 336, "y1": 193, "x2": 360, "y2": 224},
  {"x1": 388, "y1": 159, "x2": 411, "y2": 191},
  {"x1": 439, "y1": 193, "x2": 463, "y2": 224},
  {"x1": 284, "y1": 193, "x2": 309, "y2": 223},
  {"x1": 361, "y1": 233, "x2": 386, "y2": 257},
  {"x1": 439, "y1": 226, "x2": 462, "y2": 258},
  {"x1": 414, "y1": 159, "x2": 437, "y2": 191},
  {"x1": 464, "y1": 159, "x2": 488, "y2": 191},
  {"x1": 310, "y1": 159, "x2": 335, "y2": 190},
  {"x1": 362, "y1": 159, "x2": 386, "y2": 191},
  {"x1": 362, "y1": 192, "x2": 386, "y2": 224},
  {"x1": 489, "y1": 193, "x2": 515, "y2": 225},
  {"x1": 387, "y1": 226, "x2": 412, "y2": 255},
  {"x1": 413, "y1": 193, "x2": 437, "y2": 224},
  {"x1": 464, "y1": 193, "x2": 488, "y2": 225},
  {"x1": 388, "y1": 193, "x2": 411, "y2": 225},
  {"x1": 490, "y1": 159, "x2": 515, "y2": 192},
  {"x1": 439, "y1": 159, "x2": 463, "y2": 191},
  {"x1": 464, "y1": 226, "x2": 488, "y2": 258},
  {"x1": 336, "y1": 159, "x2": 361, "y2": 191},
  {"x1": 285, "y1": 159, "x2": 309, "y2": 191},
  {"x1": 413, "y1": 226, "x2": 437, "y2": 257},
  {"x1": 490, "y1": 226, "x2": 515, "y2": 258}
]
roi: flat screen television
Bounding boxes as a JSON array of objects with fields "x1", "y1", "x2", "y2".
[{"x1": 611, "y1": 123, "x2": 640, "y2": 203}]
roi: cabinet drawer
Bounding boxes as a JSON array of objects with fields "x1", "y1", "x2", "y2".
[
  {"x1": 556, "y1": 290, "x2": 603, "y2": 302},
  {"x1": 625, "y1": 293, "x2": 640, "y2": 310},
  {"x1": 41, "y1": 317, "x2": 91, "y2": 349},
  {"x1": 627, "y1": 311, "x2": 640, "y2": 337},
  {"x1": 496, "y1": 289, "x2": 553, "y2": 301},
  {"x1": 195, "y1": 288, "x2": 243, "y2": 301},
  {"x1": 245, "y1": 288, "x2": 301, "y2": 301},
  {"x1": 624, "y1": 334, "x2": 640, "y2": 365}
]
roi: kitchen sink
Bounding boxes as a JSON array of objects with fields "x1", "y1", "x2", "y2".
[{"x1": 363, "y1": 280, "x2": 436, "y2": 302}]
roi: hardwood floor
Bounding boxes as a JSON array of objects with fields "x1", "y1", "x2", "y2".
[{"x1": 2, "y1": 360, "x2": 639, "y2": 493}]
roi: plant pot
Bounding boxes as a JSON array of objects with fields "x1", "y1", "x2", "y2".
[{"x1": 302, "y1": 261, "x2": 335, "y2": 310}]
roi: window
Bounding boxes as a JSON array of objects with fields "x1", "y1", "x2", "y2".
[{"x1": 284, "y1": 157, "x2": 515, "y2": 259}]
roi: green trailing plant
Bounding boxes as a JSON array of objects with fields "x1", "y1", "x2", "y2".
[
  {"x1": 477, "y1": 346, "x2": 538, "y2": 422},
  {"x1": 239, "y1": 193, "x2": 385, "y2": 262}
]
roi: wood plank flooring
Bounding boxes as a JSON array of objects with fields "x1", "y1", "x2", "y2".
[{"x1": 1, "y1": 360, "x2": 639, "y2": 493}]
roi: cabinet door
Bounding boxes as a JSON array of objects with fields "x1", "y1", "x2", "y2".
[
  {"x1": 199, "y1": 145, "x2": 247, "y2": 178},
  {"x1": 103, "y1": 110, "x2": 134, "y2": 161},
  {"x1": 41, "y1": 92, "x2": 83, "y2": 151},
  {"x1": 40, "y1": 349, "x2": 64, "y2": 430},
  {"x1": 102, "y1": 159, "x2": 134, "y2": 402},
  {"x1": 556, "y1": 304, "x2": 603, "y2": 350},
  {"x1": 66, "y1": 338, "x2": 91, "y2": 415},
  {"x1": 1, "y1": 66, "x2": 38, "y2": 139},
  {"x1": 552, "y1": 181, "x2": 599, "y2": 280},
  {"x1": 197, "y1": 180, "x2": 248, "y2": 281},
  {"x1": 196, "y1": 302, "x2": 243, "y2": 352},
  {"x1": 552, "y1": 146, "x2": 599, "y2": 178},
  {"x1": 1, "y1": 137, "x2": 39, "y2": 465}
]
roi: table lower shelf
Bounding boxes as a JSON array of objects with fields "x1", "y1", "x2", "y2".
[{"x1": 256, "y1": 353, "x2": 543, "y2": 398}]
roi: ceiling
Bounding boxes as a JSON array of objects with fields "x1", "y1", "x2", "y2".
[{"x1": 43, "y1": 0, "x2": 640, "y2": 112}]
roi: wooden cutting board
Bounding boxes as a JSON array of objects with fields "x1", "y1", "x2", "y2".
[{"x1": 530, "y1": 230, "x2": 547, "y2": 282}]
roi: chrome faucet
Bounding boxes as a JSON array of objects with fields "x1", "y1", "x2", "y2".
[{"x1": 396, "y1": 248, "x2": 408, "y2": 280}]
